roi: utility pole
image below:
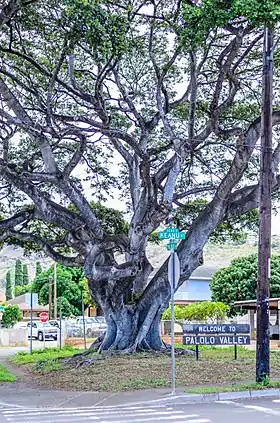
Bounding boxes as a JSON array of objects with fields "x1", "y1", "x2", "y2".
[
  {"x1": 53, "y1": 262, "x2": 57, "y2": 320},
  {"x1": 256, "y1": 26, "x2": 274, "y2": 383},
  {"x1": 49, "y1": 275, "x2": 53, "y2": 320}
]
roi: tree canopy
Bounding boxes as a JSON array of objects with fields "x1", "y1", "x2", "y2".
[
  {"x1": 32, "y1": 264, "x2": 91, "y2": 317},
  {"x1": 22, "y1": 264, "x2": 29, "y2": 285},
  {"x1": 14, "y1": 260, "x2": 23, "y2": 287},
  {"x1": 1, "y1": 0, "x2": 280, "y2": 352},
  {"x1": 35, "y1": 262, "x2": 42, "y2": 277},
  {"x1": 5, "y1": 270, "x2": 13, "y2": 301},
  {"x1": 2, "y1": 305, "x2": 23, "y2": 328},
  {"x1": 211, "y1": 254, "x2": 280, "y2": 316}
]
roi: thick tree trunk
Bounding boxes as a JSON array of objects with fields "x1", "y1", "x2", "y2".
[
  {"x1": 87, "y1": 273, "x2": 170, "y2": 353},
  {"x1": 95, "y1": 298, "x2": 168, "y2": 353},
  {"x1": 85, "y1": 235, "x2": 204, "y2": 353}
]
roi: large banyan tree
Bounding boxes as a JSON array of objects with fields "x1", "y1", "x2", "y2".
[{"x1": 1, "y1": 0, "x2": 280, "y2": 352}]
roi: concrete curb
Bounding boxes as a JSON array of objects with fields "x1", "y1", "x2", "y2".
[
  {"x1": 146, "y1": 388, "x2": 280, "y2": 405},
  {"x1": 80, "y1": 389, "x2": 280, "y2": 408}
]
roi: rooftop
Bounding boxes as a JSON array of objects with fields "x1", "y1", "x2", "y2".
[{"x1": 234, "y1": 298, "x2": 280, "y2": 310}]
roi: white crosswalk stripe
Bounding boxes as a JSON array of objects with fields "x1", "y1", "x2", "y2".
[{"x1": 1, "y1": 404, "x2": 212, "y2": 423}]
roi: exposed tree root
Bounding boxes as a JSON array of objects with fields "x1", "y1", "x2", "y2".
[
  {"x1": 73, "y1": 356, "x2": 106, "y2": 368},
  {"x1": 89, "y1": 335, "x2": 104, "y2": 351},
  {"x1": 68, "y1": 342, "x2": 195, "y2": 367}
]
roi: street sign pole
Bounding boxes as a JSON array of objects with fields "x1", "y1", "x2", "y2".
[
  {"x1": 59, "y1": 296, "x2": 62, "y2": 350},
  {"x1": 82, "y1": 291, "x2": 87, "y2": 350},
  {"x1": 30, "y1": 292, "x2": 33, "y2": 354},
  {"x1": 43, "y1": 322, "x2": 46, "y2": 349},
  {"x1": 278, "y1": 301, "x2": 280, "y2": 351},
  {"x1": 159, "y1": 226, "x2": 186, "y2": 395},
  {"x1": 170, "y1": 250, "x2": 176, "y2": 395}
]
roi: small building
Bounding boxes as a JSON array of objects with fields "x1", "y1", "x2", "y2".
[
  {"x1": 174, "y1": 265, "x2": 218, "y2": 305},
  {"x1": 234, "y1": 297, "x2": 280, "y2": 339},
  {"x1": 8, "y1": 293, "x2": 48, "y2": 320}
]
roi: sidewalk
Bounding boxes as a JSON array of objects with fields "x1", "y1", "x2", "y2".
[
  {"x1": 0, "y1": 382, "x2": 280, "y2": 410},
  {"x1": 0, "y1": 383, "x2": 188, "y2": 409}
]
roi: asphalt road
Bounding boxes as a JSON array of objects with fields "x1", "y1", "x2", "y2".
[{"x1": 1, "y1": 398, "x2": 280, "y2": 423}]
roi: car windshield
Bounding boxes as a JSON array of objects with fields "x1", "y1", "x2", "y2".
[
  {"x1": 86, "y1": 318, "x2": 97, "y2": 323},
  {"x1": 96, "y1": 317, "x2": 106, "y2": 323},
  {"x1": 38, "y1": 322, "x2": 52, "y2": 328}
]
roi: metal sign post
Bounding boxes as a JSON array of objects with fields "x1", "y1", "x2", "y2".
[
  {"x1": 39, "y1": 312, "x2": 48, "y2": 350},
  {"x1": 59, "y1": 297, "x2": 62, "y2": 350},
  {"x1": 278, "y1": 301, "x2": 280, "y2": 351},
  {"x1": 43, "y1": 323, "x2": 46, "y2": 349},
  {"x1": 168, "y1": 251, "x2": 180, "y2": 394},
  {"x1": 30, "y1": 292, "x2": 33, "y2": 354},
  {"x1": 82, "y1": 292, "x2": 87, "y2": 350},
  {"x1": 159, "y1": 226, "x2": 186, "y2": 395},
  {"x1": 170, "y1": 251, "x2": 175, "y2": 395}
]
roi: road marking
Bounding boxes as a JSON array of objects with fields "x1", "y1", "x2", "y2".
[
  {"x1": 217, "y1": 400, "x2": 280, "y2": 416},
  {"x1": 240, "y1": 405, "x2": 280, "y2": 415},
  {"x1": 99, "y1": 417, "x2": 198, "y2": 423},
  {"x1": 272, "y1": 399, "x2": 280, "y2": 403},
  {"x1": 2, "y1": 405, "x2": 202, "y2": 423},
  {"x1": 187, "y1": 420, "x2": 211, "y2": 423},
  {"x1": 0, "y1": 393, "x2": 196, "y2": 411},
  {"x1": 5, "y1": 411, "x2": 188, "y2": 421},
  {"x1": 216, "y1": 401, "x2": 235, "y2": 405},
  {"x1": 3, "y1": 406, "x2": 155, "y2": 415},
  {"x1": 0, "y1": 403, "x2": 23, "y2": 409}
]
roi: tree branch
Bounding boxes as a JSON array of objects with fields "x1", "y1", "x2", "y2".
[
  {"x1": 0, "y1": 209, "x2": 34, "y2": 229},
  {"x1": 0, "y1": 78, "x2": 58, "y2": 173},
  {"x1": 0, "y1": 229, "x2": 83, "y2": 266}
]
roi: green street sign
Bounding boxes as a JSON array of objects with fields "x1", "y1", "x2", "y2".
[
  {"x1": 158, "y1": 227, "x2": 186, "y2": 251},
  {"x1": 167, "y1": 241, "x2": 178, "y2": 251},
  {"x1": 158, "y1": 227, "x2": 186, "y2": 241}
]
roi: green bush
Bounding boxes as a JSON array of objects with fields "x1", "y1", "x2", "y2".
[
  {"x1": 2, "y1": 305, "x2": 23, "y2": 328},
  {"x1": 211, "y1": 254, "x2": 280, "y2": 316},
  {"x1": 162, "y1": 301, "x2": 229, "y2": 321}
]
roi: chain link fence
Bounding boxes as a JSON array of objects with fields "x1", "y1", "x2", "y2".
[{"x1": 61, "y1": 317, "x2": 107, "y2": 348}]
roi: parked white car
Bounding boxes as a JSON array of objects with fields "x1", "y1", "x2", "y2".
[
  {"x1": 75, "y1": 317, "x2": 107, "y2": 337},
  {"x1": 27, "y1": 322, "x2": 57, "y2": 341},
  {"x1": 95, "y1": 316, "x2": 106, "y2": 325}
]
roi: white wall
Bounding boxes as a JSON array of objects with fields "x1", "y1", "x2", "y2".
[{"x1": 0, "y1": 329, "x2": 28, "y2": 347}]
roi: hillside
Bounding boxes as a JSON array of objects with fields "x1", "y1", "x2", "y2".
[
  {"x1": 146, "y1": 240, "x2": 280, "y2": 277},
  {"x1": 0, "y1": 246, "x2": 52, "y2": 288}
]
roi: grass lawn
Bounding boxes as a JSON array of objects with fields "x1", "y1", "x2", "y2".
[
  {"x1": 10, "y1": 345, "x2": 280, "y2": 392},
  {"x1": 185, "y1": 381, "x2": 280, "y2": 395},
  {"x1": 0, "y1": 363, "x2": 17, "y2": 382},
  {"x1": 10, "y1": 346, "x2": 85, "y2": 365}
]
